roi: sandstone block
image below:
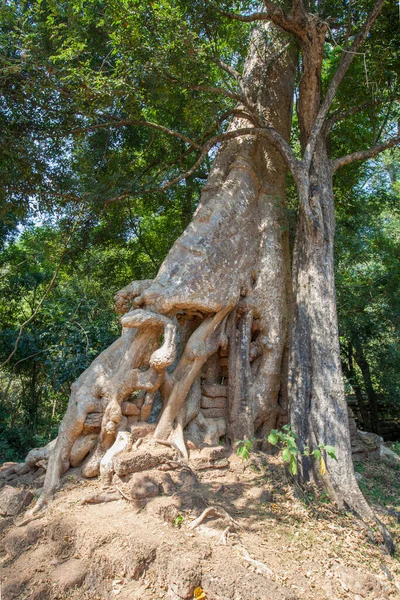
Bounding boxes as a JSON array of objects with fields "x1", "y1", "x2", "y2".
[
  {"x1": 201, "y1": 396, "x2": 227, "y2": 409},
  {"x1": 202, "y1": 384, "x2": 227, "y2": 398},
  {"x1": 130, "y1": 473, "x2": 160, "y2": 499},
  {"x1": 203, "y1": 417, "x2": 227, "y2": 446},
  {"x1": 82, "y1": 412, "x2": 102, "y2": 434},
  {"x1": 128, "y1": 422, "x2": 156, "y2": 439},
  {"x1": 201, "y1": 407, "x2": 227, "y2": 419},
  {"x1": 199, "y1": 446, "x2": 229, "y2": 460},
  {"x1": 140, "y1": 392, "x2": 154, "y2": 422},
  {"x1": 121, "y1": 402, "x2": 141, "y2": 416},
  {"x1": 190, "y1": 456, "x2": 229, "y2": 470},
  {"x1": 0, "y1": 486, "x2": 33, "y2": 516},
  {"x1": 114, "y1": 446, "x2": 173, "y2": 476}
]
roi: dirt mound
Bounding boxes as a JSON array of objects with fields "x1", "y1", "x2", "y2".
[{"x1": 1, "y1": 451, "x2": 399, "y2": 600}]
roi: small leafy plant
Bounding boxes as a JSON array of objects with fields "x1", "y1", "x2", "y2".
[
  {"x1": 173, "y1": 514, "x2": 184, "y2": 528},
  {"x1": 268, "y1": 425, "x2": 299, "y2": 475},
  {"x1": 303, "y1": 442, "x2": 337, "y2": 476},
  {"x1": 391, "y1": 442, "x2": 400, "y2": 457},
  {"x1": 235, "y1": 438, "x2": 254, "y2": 461},
  {"x1": 236, "y1": 426, "x2": 337, "y2": 476}
]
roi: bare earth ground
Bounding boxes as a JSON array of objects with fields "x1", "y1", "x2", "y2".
[{"x1": 1, "y1": 452, "x2": 399, "y2": 600}]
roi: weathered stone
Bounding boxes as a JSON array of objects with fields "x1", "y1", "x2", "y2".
[
  {"x1": 128, "y1": 421, "x2": 156, "y2": 439},
  {"x1": 82, "y1": 412, "x2": 102, "y2": 434},
  {"x1": 13, "y1": 463, "x2": 30, "y2": 476},
  {"x1": 70, "y1": 434, "x2": 98, "y2": 468},
  {"x1": 220, "y1": 357, "x2": 229, "y2": 367},
  {"x1": 380, "y1": 445, "x2": 400, "y2": 463},
  {"x1": 199, "y1": 446, "x2": 229, "y2": 460},
  {"x1": 201, "y1": 407, "x2": 227, "y2": 419},
  {"x1": 0, "y1": 516, "x2": 13, "y2": 534},
  {"x1": 190, "y1": 456, "x2": 229, "y2": 470},
  {"x1": 51, "y1": 558, "x2": 87, "y2": 591},
  {"x1": 121, "y1": 401, "x2": 141, "y2": 416},
  {"x1": 140, "y1": 392, "x2": 154, "y2": 422},
  {"x1": 203, "y1": 417, "x2": 227, "y2": 446},
  {"x1": 200, "y1": 395, "x2": 227, "y2": 409},
  {"x1": 127, "y1": 415, "x2": 139, "y2": 429},
  {"x1": 130, "y1": 473, "x2": 160, "y2": 499},
  {"x1": 114, "y1": 446, "x2": 174, "y2": 476},
  {"x1": 0, "y1": 466, "x2": 17, "y2": 481},
  {"x1": 0, "y1": 486, "x2": 33, "y2": 516},
  {"x1": 221, "y1": 366, "x2": 229, "y2": 378},
  {"x1": 202, "y1": 384, "x2": 227, "y2": 398}
]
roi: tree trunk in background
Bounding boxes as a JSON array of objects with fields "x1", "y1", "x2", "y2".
[
  {"x1": 353, "y1": 337, "x2": 379, "y2": 434},
  {"x1": 342, "y1": 342, "x2": 370, "y2": 430}
]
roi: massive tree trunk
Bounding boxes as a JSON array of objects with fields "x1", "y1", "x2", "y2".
[{"x1": 27, "y1": 26, "x2": 297, "y2": 512}]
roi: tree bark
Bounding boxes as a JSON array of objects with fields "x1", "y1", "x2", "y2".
[{"x1": 289, "y1": 137, "x2": 372, "y2": 518}]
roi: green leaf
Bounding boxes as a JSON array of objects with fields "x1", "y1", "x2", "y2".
[
  {"x1": 282, "y1": 447, "x2": 291, "y2": 462},
  {"x1": 268, "y1": 431, "x2": 278, "y2": 445},
  {"x1": 290, "y1": 455, "x2": 298, "y2": 475},
  {"x1": 324, "y1": 446, "x2": 337, "y2": 460},
  {"x1": 312, "y1": 449, "x2": 321, "y2": 460}
]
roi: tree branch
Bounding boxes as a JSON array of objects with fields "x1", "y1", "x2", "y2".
[
  {"x1": 215, "y1": 2, "x2": 300, "y2": 36},
  {"x1": 332, "y1": 135, "x2": 400, "y2": 172},
  {"x1": 303, "y1": 0, "x2": 386, "y2": 168},
  {"x1": 326, "y1": 101, "x2": 374, "y2": 129},
  {"x1": 186, "y1": 84, "x2": 242, "y2": 102},
  {"x1": 105, "y1": 125, "x2": 300, "y2": 204},
  {"x1": 65, "y1": 120, "x2": 202, "y2": 149}
]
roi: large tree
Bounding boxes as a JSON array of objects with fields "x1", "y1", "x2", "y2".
[{"x1": 3, "y1": 1, "x2": 399, "y2": 533}]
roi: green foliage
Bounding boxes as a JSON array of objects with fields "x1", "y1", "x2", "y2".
[
  {"x1": 237, "y1": 427, "x2": 337, "y2": 477},
  {"x1": 235, "y1": 438, "x2": 253, "y2": 462},
  {"x1": 173, "y1": 514, "x2": 184, "y2": 528},
  {"x1": 268, "y1": 425, "x2": 299, "y2": 475},
  {"x1": 391, "y1": 443, "x2": 400, "y2": 457}
]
